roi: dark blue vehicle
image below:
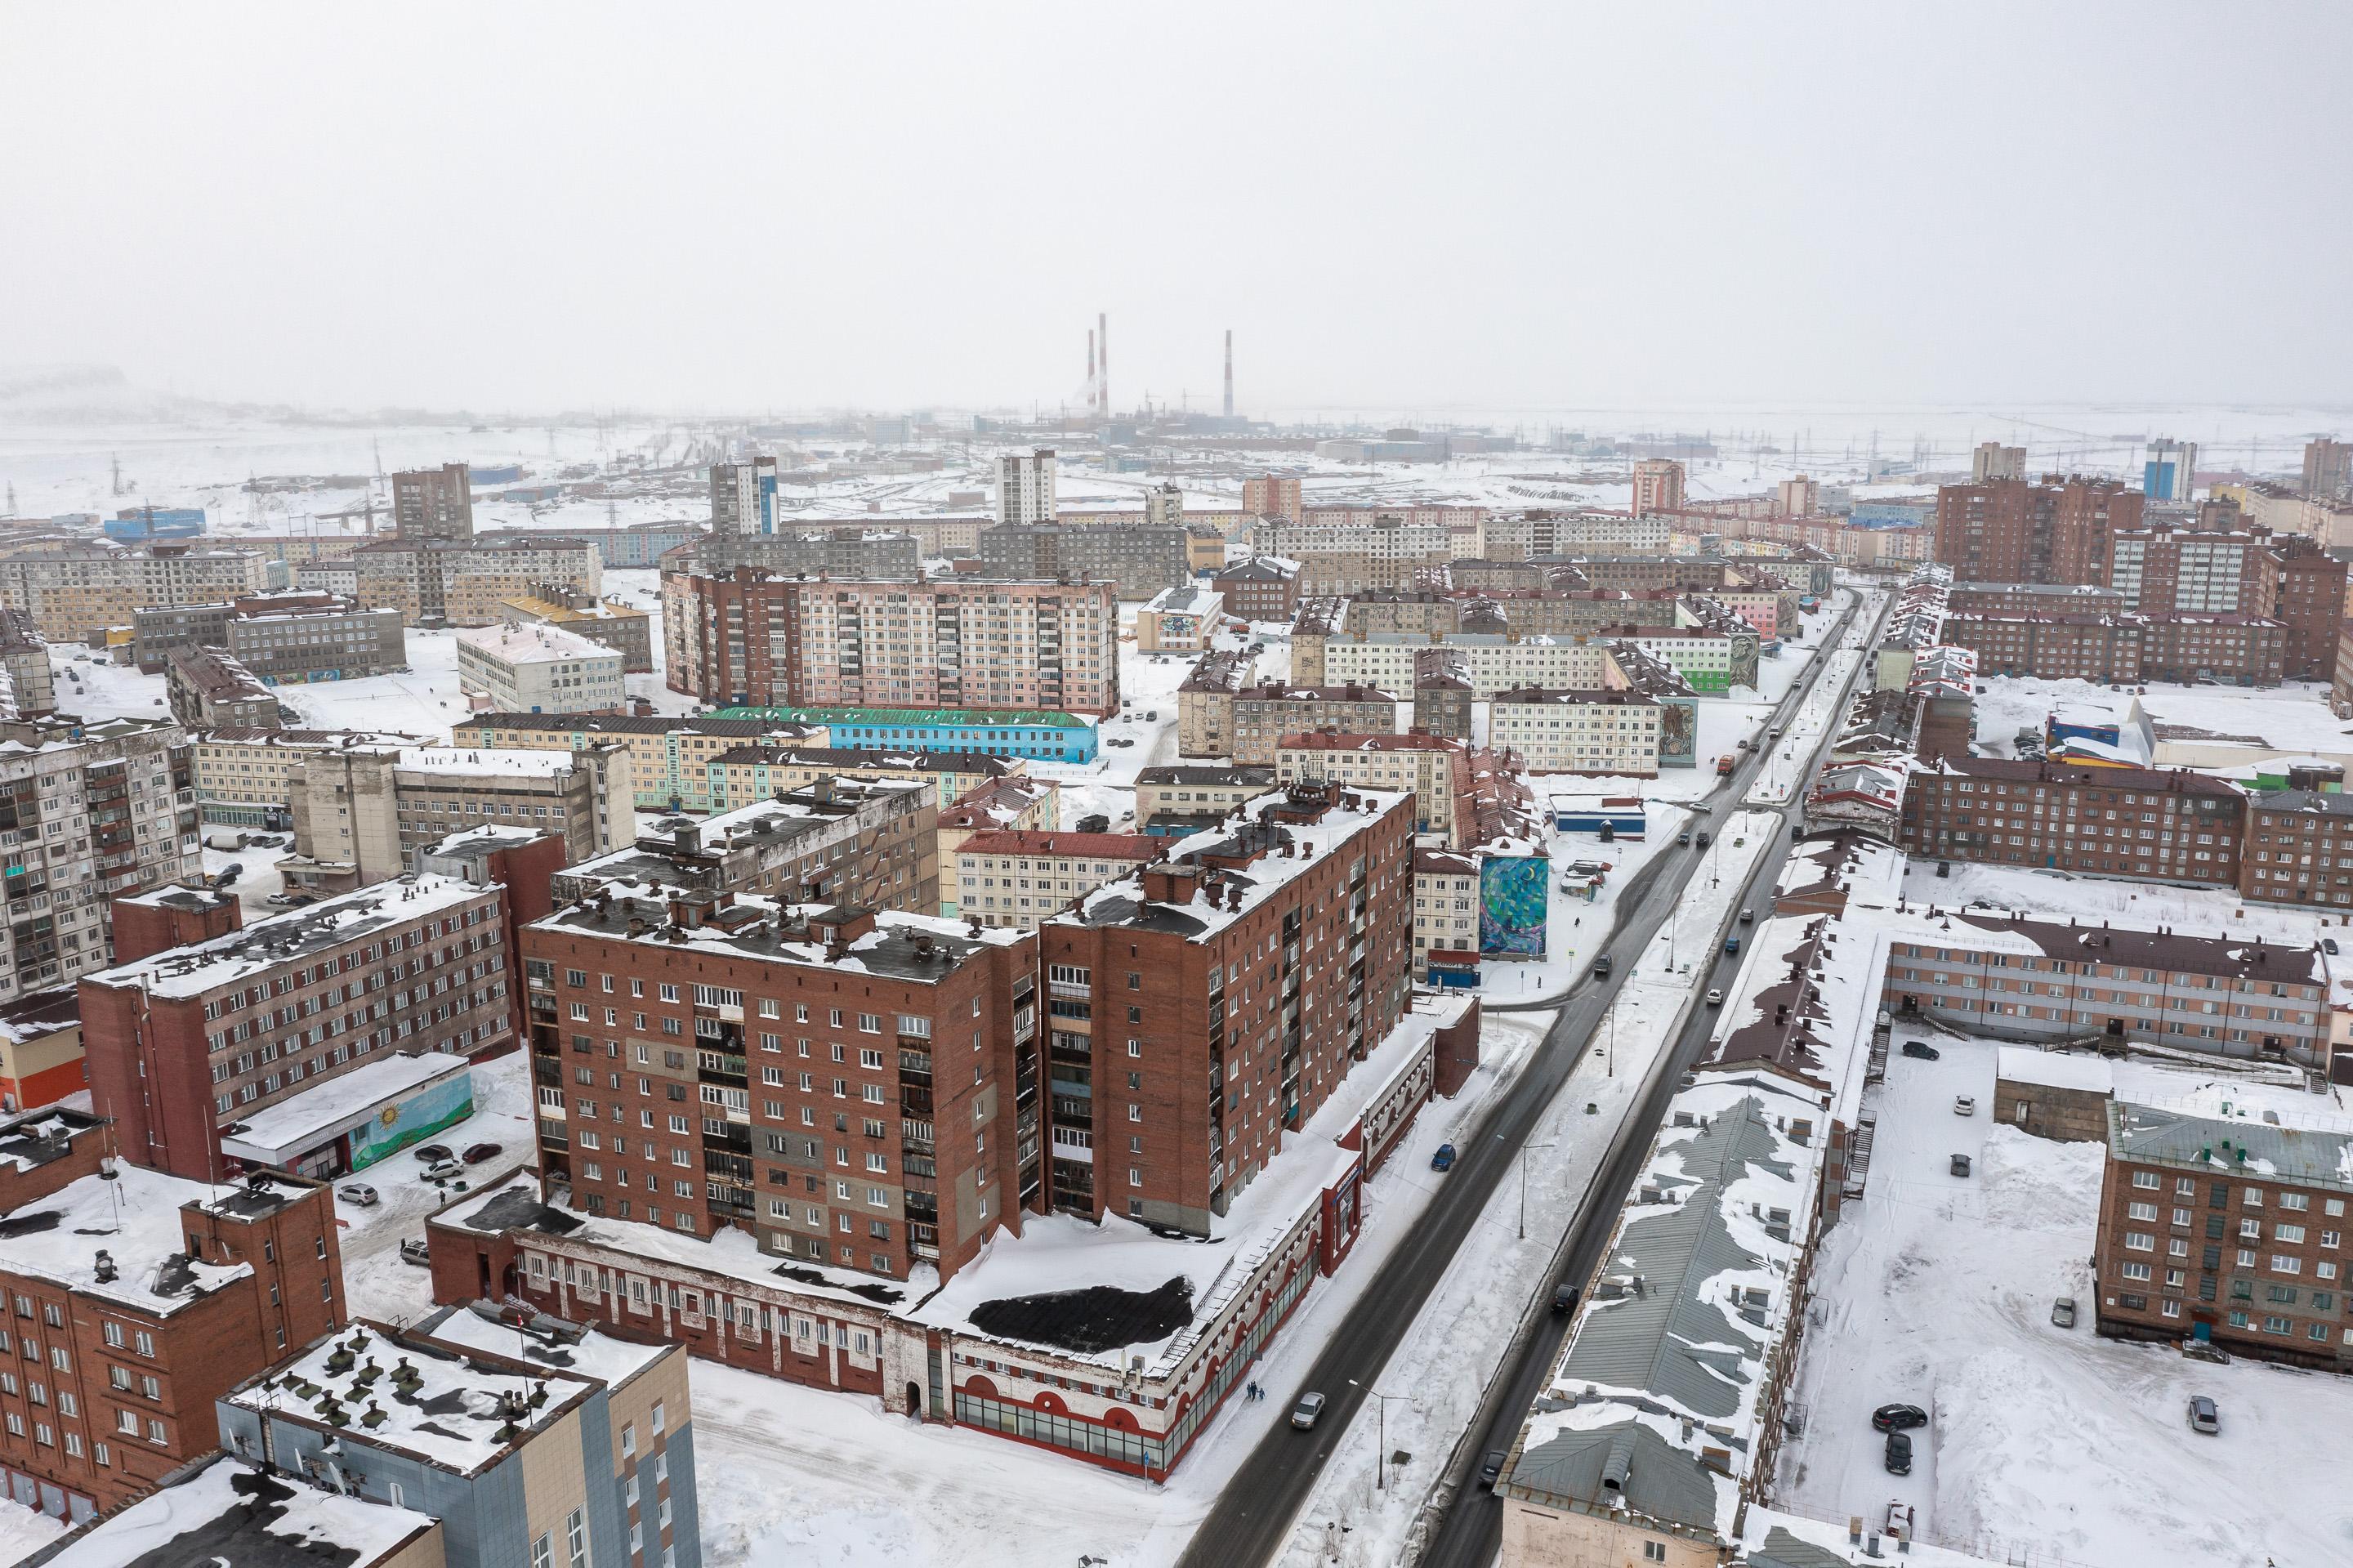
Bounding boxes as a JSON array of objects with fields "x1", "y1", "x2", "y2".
[
  {"x1": 1431, "y1": 1142, "x2": 1457, "y2": 1172},
  {"x1": 1724, "y1": 935, "x2": 1741, "y2": 955}
]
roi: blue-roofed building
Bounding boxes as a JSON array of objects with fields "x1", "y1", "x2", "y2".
[
  {"x1": 711, "y1": 704, "x2": 1097, "y2": 763},
  {"x1": 104, "y1": 506, "x2": 204, "y2": 541}
]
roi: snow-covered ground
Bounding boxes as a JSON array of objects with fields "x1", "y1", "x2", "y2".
[
  {"x1": 1777, "y1": 1028, "x2": 2353, "y2": 1567},
  {"x1": 0, "y1": 1503, "x2": 63, "y2": 1567},
  {"x1": 51, "y1": 629, "x2": 471, "y2": 744}
]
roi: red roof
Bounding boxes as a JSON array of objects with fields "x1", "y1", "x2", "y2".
[{"x1": 954, "y1": 830, "x2": 1159, "y2": 859}]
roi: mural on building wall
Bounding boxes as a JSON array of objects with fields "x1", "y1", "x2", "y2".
[
  {"x1": 1656, "y1": 695, "x2": 1699, "y2": 769},
  {"x1": 350, "y1": 1072, "x2": 476, "y2": 1169},
  {"x1": 1479, "y1": 855, "x2": 1549, "y2": 958}
]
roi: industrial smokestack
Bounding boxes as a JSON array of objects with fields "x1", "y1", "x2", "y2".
[
  {"x1": 1087, "y1": 328, "x2": 1096, "y2": 413},
  {"x1": 1098, "y1": 310, "x2": 1109, "y2": 418},
  {"x1": 1223, "y1": 328, "x2": 1234, "y2": 419}
]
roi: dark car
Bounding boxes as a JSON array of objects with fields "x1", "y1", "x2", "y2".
[
  {"x1": 2328, "y1": 939, "x2": 2342, "y2": 957},
  {"x1": 1430, "y1": 1142, "x2": 1457, "y2": 1173},
  {"x1": 216, "y1": 863, "x2": 243, "y2": 886},
  {"x1": 462, "y1": 1141, "x2": 503, "y2": 1165},
  {"x1": 1901, "y1": 1041, "x2": 1940, "y2": 1061},
  {"x1": 1478, "y1": 1449, "x2": 1507, "y2": 1489},
  {"x1": 412, "y1": 1143, "x2": 454, "y2": 1164},
  {"x1": 1551, "y1": 1283, "x2": 1580, "y2": 1316},
  {"x1": 1075, "y1": 814, "x2": 1110, "y2": 834},
  {"x1": 1677, "y1": 831, "x2": 1692, "y2": 846},
  {"x1": 1695, "y1": 831, "x2": 1711, "y2": 848},
  {"x1": 1592, "y1": 954, "x2": 1613, "y2": 978},
  {"x1": 1872, "y1": 1403, "x2": 1928, "y2": 1432},
  {"x1": 1884, "y1": 1430, "x2": 1913, "y2": 1476}
]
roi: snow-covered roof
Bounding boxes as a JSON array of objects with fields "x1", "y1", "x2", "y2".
[
  {"x1": 416, "y1": 1301, "x2": 671, "y2": 1392},
  {"x1": 230, "y1": 1320, "x2": 598, "y2": 1475},
  {"x1": 217, "y1": 1052, "x2": 469, "y2": 1165},
  {"x1": 2110, "y1": 1097, "x2": 2353, "y2": 1191},
  {"x1": 29, "y1": 1455, "x2": 436, "y2": 1568},
  {"x1": 0, "y1": 1163, "x2": 293, "y2": 1315},
  {"x1": 84, "y1": 873, "x2": 493, "y2": 1001},
  {"x1": 1993, "y1": 1044, "x2": 2114, "y2": 1093},
  {"x1": 530, "y1": 896, "x2": 1029, "y2": 981},
  {"x1": 395, "y1": 744, "x2": 587, "y2": 778},
  {"x1": 454, "y1": 620, "x2": 621, "y2": 665}
]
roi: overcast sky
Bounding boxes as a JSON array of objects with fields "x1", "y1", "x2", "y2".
[{"x1": 4, "y1": 2, "x2": 2347, "y2": 418}]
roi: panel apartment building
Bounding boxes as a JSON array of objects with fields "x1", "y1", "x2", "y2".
[
  {"x1": 1896, "y1": 757, "x2": 2248, "y2": 886},
  {"x1": 0, "y1": 1107, "x2": 346, "y2": 1521},
  {"x1": 976, "y1": 522, "x2": 1190, "y2": 600},
  {"x1": 391, "y1": 462, "x2": 475, "y2": 542},
  {"x1": 132, "y1": 592, "x2": 407, "y2": 681},
  {"x1": 1932, "y1": 476, "x2": 2144, "y2": 586},
  {"x1": 519, "y1": 896, "x2": 1043, "y2": 1280},
  {"x1": 163, "y1": 646, "x2": 282, "y2": 731},
  {"x1": 80, "y1": 873, "x2": 516, "y2": 1181},
  {"x1": 188, "y1": 728, "x2": 428, "y2": 832},
  {"x1": 352, "y1": 534, "x2": 602, "y2": 628},
  {"x1": 0, "y1": 716, "x2": 201, "y2": 999},
  {"x1": 0, "y1": 543, "x2": 270, "y2": 641},
  {"x1": 663, "y1": 571, "x2": 1121, "y2": 717},
  {"x1": 1037, "y1": 782, "x2": 1415, "y2": 1232}
]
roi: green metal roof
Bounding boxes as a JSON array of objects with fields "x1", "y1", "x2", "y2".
[{"x1": 711, "y1": 705, "x2": 1091, "y2": 730}]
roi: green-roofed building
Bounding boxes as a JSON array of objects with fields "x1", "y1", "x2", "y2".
[{"x1": 709, "y1": 705, "x2": 1097, "y2": 762}]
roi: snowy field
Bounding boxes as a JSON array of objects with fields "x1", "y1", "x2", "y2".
[{"x1": 1777, "y1": 1028, "x2": 2353, "y2": 1568}]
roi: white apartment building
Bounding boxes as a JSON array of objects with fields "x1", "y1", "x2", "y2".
[
  {"x1": 1319, "y1": 635, "x2": 1613, "y2": 697},
  {"x1": 190, "y1": 727, "x2": 428, "y2": 829},
  {"x1": 953, "y1": 829, "x2": 1159, "y2": 930},
  {"x1": 456, "y1": 622, "x2": 627, "y2": 715},
  {"x1": 1275, "y1": 733, "x2": 1467, "y2": 839},
  {"x1": 1257, "y1": 519, "x2": 1458, "y2": 561},
  {"x1": 997, "y1": 449, "x2": 1058, "y2": 526},
  {"x1": 1489, "y1": 688, "x2": 1663, "y2": 775},
  {"x1": 0, "y1": 716, "x2": 202, "y2": 996},
  {"x1": 1485, "y1": 511, "x2": 1668, "y2": 556},
  {"x1": 1413, "y1": 848, "x2": 1481, "y2": 975}
]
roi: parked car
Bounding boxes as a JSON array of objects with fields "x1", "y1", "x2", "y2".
[
  {"x1": 421, "y1": 1159, "x2": 462, "y2": 1181},
  {"x1": 1430, "y1": 1142, "x2": 1457, "y2": 1173},
  {"x1": 336, "y1": 1182, "x2": 379, "y2": 1208},
  {"x1": 413, "y1": 1143, "x2": 453, "y2": 1164},
  {"x1": 462, "y1": 1141, "x2": 503, "y2": 1165},
  {"x1": 1551, "y1": 1283, "x2": 1580, "y2": 1316},
  {"x1": 264, "y1": 892, "x2": 298, "y2": 907},
  {"x1": 1871, "y1": 1403, "x2": 1927, "y2": 1432},
  {"x1": 1950, "y1": 1153, "x2": 1972, "y2": 1177},
  {"x1": 1883, "y1": 1430, "x2": 1913, "y2": 1476},
  {"x1": 1901, "y1": 1041, "x2": 1940, "y2": 1061},
  {"x1": 2327, "y1": 938, "x2": 2342, "y2": 956},
  {"x1": 1075, "y1": 814, "x2": 1110, "y2": 834},
  {"x1": 1705, "y1": 988, "x2": 1724, "y2": 1007},
  {"x1": 2051, "y1": 1297, "x2": 2077, "y2": 1329},
  {"x1": 2187, "y1": 1395, "x2": 2220, "y2": 1435},
  {"x1": 398, "y1": 1238, "x2": 431, "y2": 1266},
  {"x1": 1290, "y1": 1392, "x2": 1326, "y2": 1431},
  {"x1": 1479, "y1": 1450, "x2": 1507, "y2": 1489},
  {"x1": 1143, "y1": 710, "x2": 1158, "y2": 721},
  {"x1": 1954, "y1": 1095, "x2": 1976, "y2": 1116}
]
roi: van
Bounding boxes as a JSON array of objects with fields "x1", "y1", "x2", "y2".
[{"x1": 203, "y1": 830, "x2": 248, "y2": 851}]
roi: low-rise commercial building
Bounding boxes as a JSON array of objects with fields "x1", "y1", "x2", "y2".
[
  {"x1": 1133, "y1": 583, "x2": 1226, "y2": 652},
  {"x1": 80, "y1": 873, "x2": 516, "y2": 1180},
  {"x1": 0, "y1": 1107, "x2": 346, "y2": 1520},
  {"x1": 163, "y1": 646, "x2": 281, "y2": 731},
  {"x1": 451, "y1": 711, "x2": 829, "y2": 813},
  {"x1": 953, "y1": 831, "x2": 1159, "y2": 931},
  {"x1": 1897, "y1": 757, "x2": 2246, "y2": 886},
  {"x1": 456, "y1": 622, "x2": 627, "y2": 716}
]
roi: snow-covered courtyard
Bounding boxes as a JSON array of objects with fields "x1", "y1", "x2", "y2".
[{"x1": 1778, "y1": 1027, "x2": 2353, "y2": 1567}]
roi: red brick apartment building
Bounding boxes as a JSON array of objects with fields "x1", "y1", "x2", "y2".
[
  {"x1": 1035, "y1": 782, "x2": 1415, "y2": 1235},
  {"x1": 1211, "y1": 556, "x2": 1302, "y2": 622},
  {"x1": 1943, "y1": 612, "x2": 2290, "y2": 686},
  {"x1": 80, "y1": 876, "x2": 514, "y2": 1182},
  {"x1": 520, "y1": 897, "x2": 1040, "y2": 1281},
  {"x1": 1934, "y1": 476, "x2": 2143, "y2": 585},
  {"x1": 2093, "y1": 1098, "x2": 2353, "y2": 1368},
  {"x1": 1897, "y1": 757, "x2": 2246, "y2": 885},
  {"x1": 663, "y1": 570, "x2": 1122, "y2": 716},
  {"x1": 0, "y1": 1106, "x2": 345, "y2": 1521},
  {"x1": 2241, "y1": 791, "x2": 2353, "y2": 908}
]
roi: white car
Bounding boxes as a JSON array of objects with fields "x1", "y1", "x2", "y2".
[
  {"x1": 1954, "y1": 1095, "x2": 1976, "y2": 1116},
  {"x1": 1705, "y1": 988, "x2": 1724, "y2": 1006},
  {"x1": 336, "y1": 1182, "x2": 379, "y2": 1208}
]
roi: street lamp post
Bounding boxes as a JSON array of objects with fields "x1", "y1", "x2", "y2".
[{"x1": 1350, "y1": 1382, "x2": 1400, "y2": 1490}]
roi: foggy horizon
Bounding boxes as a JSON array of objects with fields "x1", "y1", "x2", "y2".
[{"x1": 5, "y1": 2, "x2": 2349, "y2": 417}]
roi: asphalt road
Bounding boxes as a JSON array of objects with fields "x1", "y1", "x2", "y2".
[{"x1": 1172, "y1": 592, "x2": 1888, "y2": 1568}]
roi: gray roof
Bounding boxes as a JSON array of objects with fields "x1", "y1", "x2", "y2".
[{"x1": 2110, "y1": 1099, "x2": 2353, "y2": 1193}]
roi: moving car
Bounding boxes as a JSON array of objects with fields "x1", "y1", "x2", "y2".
[
  {"x1": 2051, "y1": 1297, "x2": 2077, "y2": 1329},
  {"x1": 462, "y1": 1141, "x2": 503, "y2": 1165},
  {"x1": 1592, "y1": 954, "x2": 1613, "y2": 977},
  {"x1": 1705, "y1": 988, "x2": 1724, "y2": 1006},
  {"x1": 1291, "y1": 1392, "x2": 1326, "y2": 1431},
  {"x1": 336, "y1": 1182, "x2": 379, "y2": 1208},
  {"x1": 1723, "y1": 936, "x2": 1740, "y2": 955},
  {"x1": 398, "y1": 1238, "x2": 431, "y2": 1266},
  {"x1": 1430, "y1": 1143, "x2": 1457, "y2": 1172},
  {"x1": 412, "y1": 1144, "x2": 453, "y2": 1164},
  {"x1": 1479, "y1": 1450, "x2": 1507, "y2": 1489},
  {"x1": 1551, "y1": 1283, "x2": 1580, "y2": 1316},
  {"x1": 1871, "y1": 1403, "x2": 1927, "y2": 1432},
  {"x1": 1677, "y1": 831, "x2": 1691, "y2": 846},
  {"x1": 1695, "y1": 831, "x2": 1711, "y2": 848},
  {"x1": 1883, "y1": 1430, "x2": 1913, "y2": 1476},
  {"x1": 2187, "y1": 1395, "x2": 2220, "y2": 1435},
  {"x1": 1901, "y1": 1041, "x2": 1940, "y2": 1061},
  {"x1": 1739, "y1": 908, "x2": 1753, "y2": 924},
  {"x1": 1954, "y1": 1095, "x2": 1976, "y2": 1116}
]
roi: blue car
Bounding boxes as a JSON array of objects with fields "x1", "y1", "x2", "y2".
[
  {"x1": 1431, "y1": 1143, "x2": 1457, "y2": 1172},
  {"x1": 1724, "y1": 936, "x2": 1741, "y2": 955}
]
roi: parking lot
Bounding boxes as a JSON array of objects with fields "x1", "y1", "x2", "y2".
[{"x1": 1777, "y1": 1030, "x2": 2353, "y2": 1567}]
